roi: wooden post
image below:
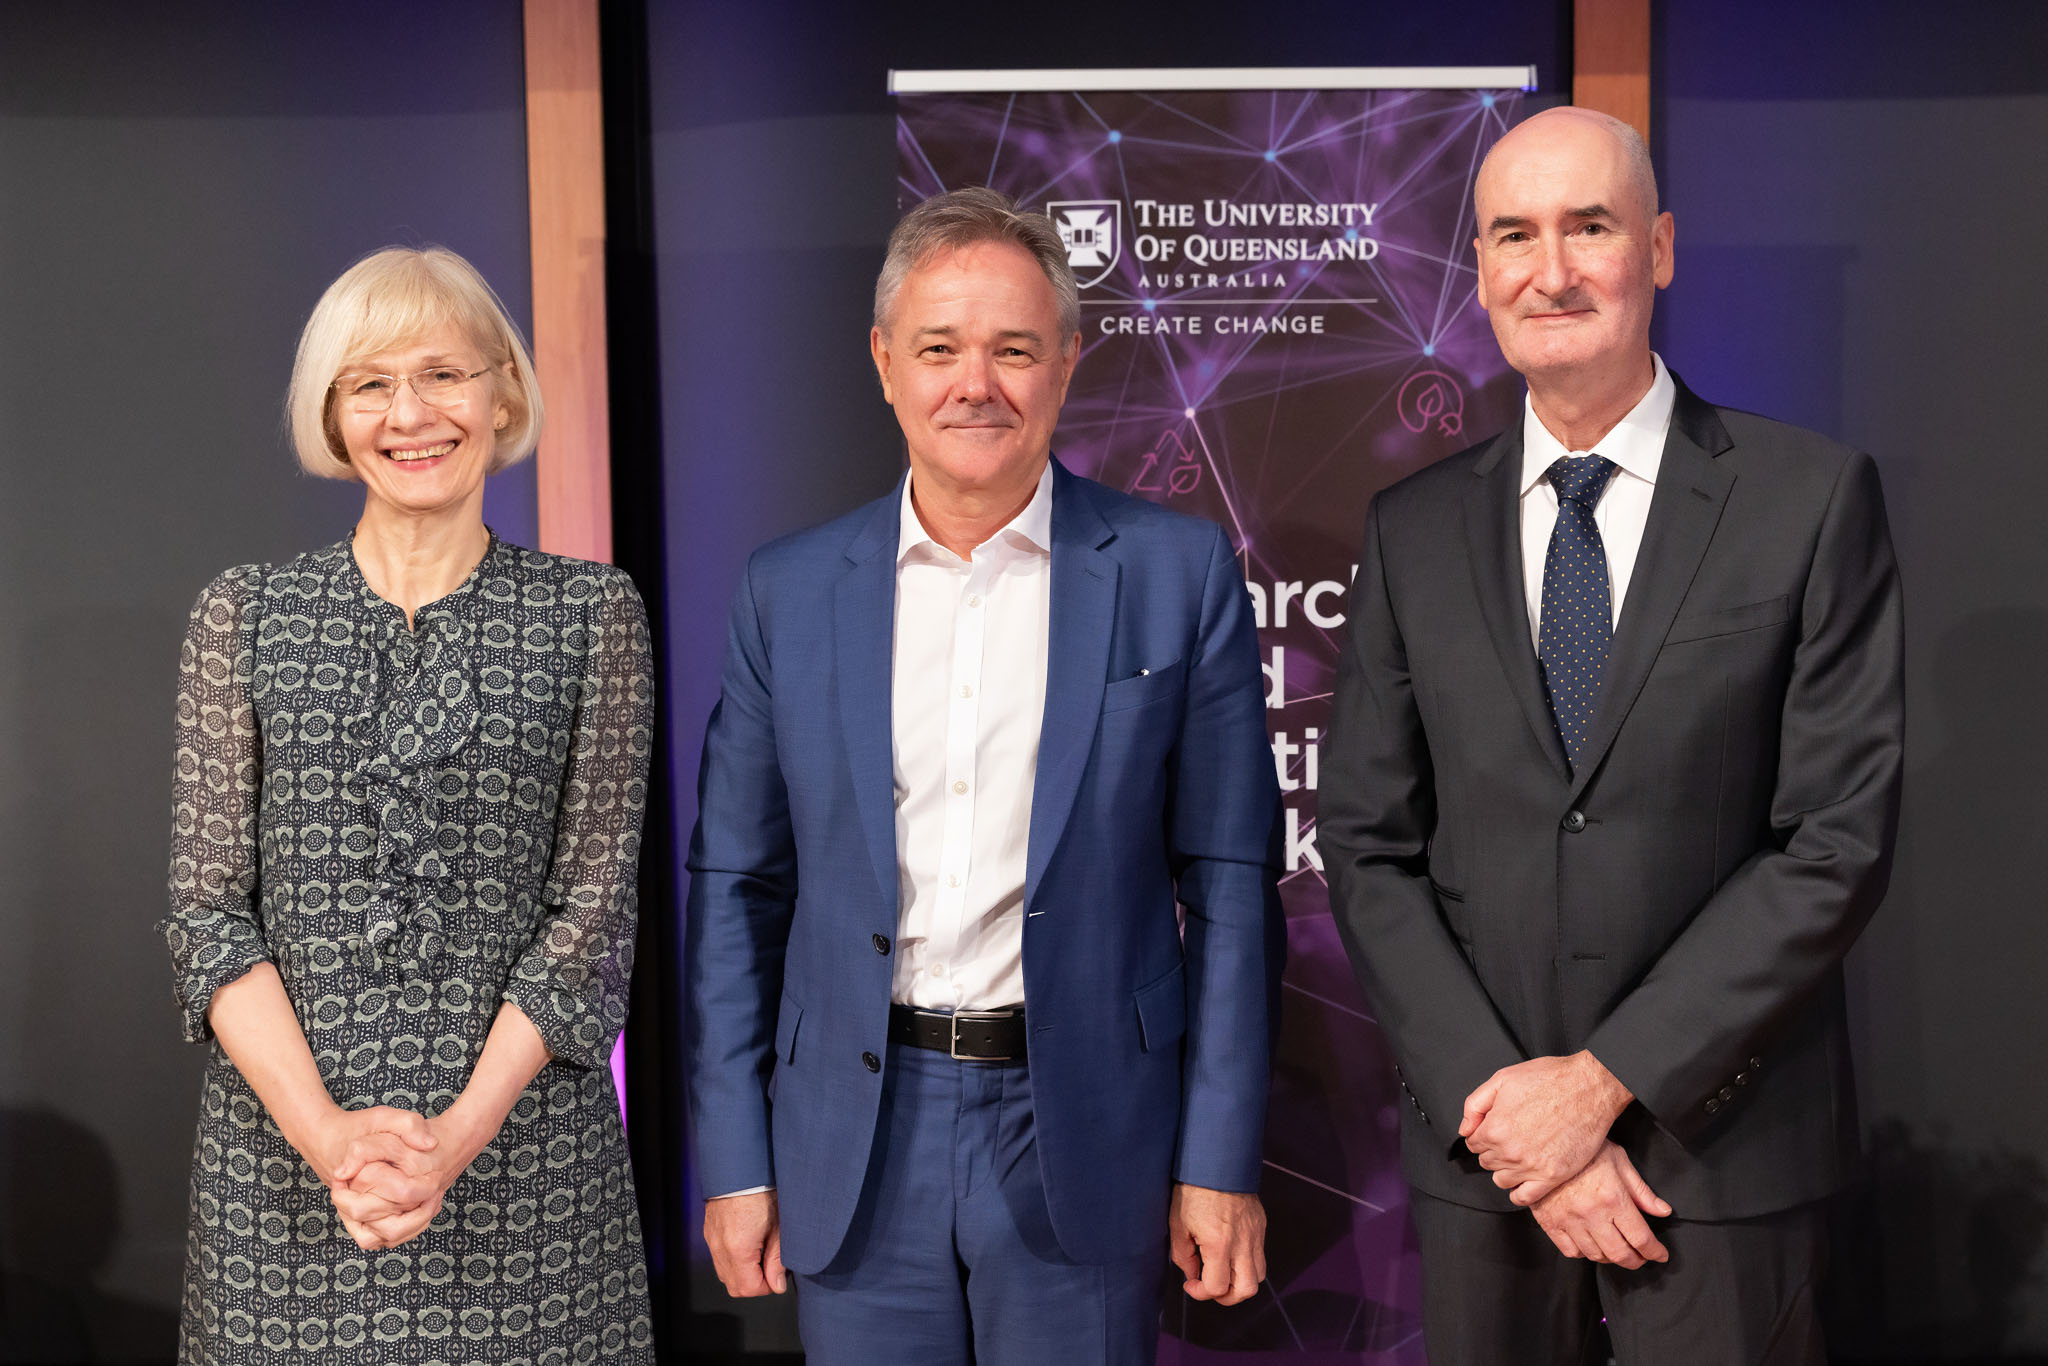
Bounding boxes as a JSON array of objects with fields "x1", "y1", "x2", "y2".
[
  {"x1": 1575, "y1": 0, "x2": 1652, "y2": 139},
  {"x1": 524, "y1": 0, "x2": 627, "y2": 1116},
  {"x1": 523, "y1": 0, "x2": 612, "y2": 564}
]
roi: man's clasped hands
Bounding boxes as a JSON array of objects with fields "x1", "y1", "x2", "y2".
[{"x1": 1458, "y1": 1050, "x2": 1674, "y2": 1270}]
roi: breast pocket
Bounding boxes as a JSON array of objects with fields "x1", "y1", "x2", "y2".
[
  {"x1": 1101, "y1": 657, "x2": 1186, "y2": 713},
  {"x1": 1664, "y1": 596, "x2": 1791, "y2": 646}
]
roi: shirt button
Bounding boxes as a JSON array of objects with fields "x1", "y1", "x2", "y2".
[
  {"x1": 945, "y1": 874, "x2": 959, "y2": 889},
  {"x1": 930, "y1": 964, "x2": 947, "y2": 978},
  {"x1": 861, "y1": 1051, "x2": 880, "y2": 1073},
  {"x1": 872, "y1": 933, "x2": 891, "y2": 955},
  {"x1": 967, "y1": 595, "x2": 982, "y2": 608},
  {"x1": 952, "y1": 780, "x2": 968, "y2": 795},
  {"x1": 959, "y1": 684, "x2": 974, "y2": 699},
  {"x1": 1561, "y1": 810, "x2": 1587, "y2": 834}
]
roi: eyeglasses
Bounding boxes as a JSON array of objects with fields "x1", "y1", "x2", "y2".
[{"x1": 330, "y1": 365, "x2": 489, "y2": 413}]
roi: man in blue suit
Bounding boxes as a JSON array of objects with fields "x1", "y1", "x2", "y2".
[{"x1": 684, "y1": 187, "x2": 1284, "y2": 1363}]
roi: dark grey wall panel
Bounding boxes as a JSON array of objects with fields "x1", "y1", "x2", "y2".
[{"x1": 1656, "y1": 1, "x2": 2048, "y2": 1355}]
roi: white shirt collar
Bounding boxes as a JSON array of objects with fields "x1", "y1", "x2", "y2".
[
  {"x1": 898, "y1": 461, "x2": 1055, "y2": 564},
  {"x1": 1519, "y1": 353, "x2": 1676, "y2": 496}
]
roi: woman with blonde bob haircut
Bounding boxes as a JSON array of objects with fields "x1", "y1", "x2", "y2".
[
  {"x1": 287, "y1": 246, "x2": 544, "y2": 477},
  {"x1": 162, "y1": 245, "x2": 655, "y2": 1362}
]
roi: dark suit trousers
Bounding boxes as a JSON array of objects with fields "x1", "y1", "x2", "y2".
[
  {"x1": 1409, "y1": 1192, "x2": 1828, "y2": 1366},
  {"x1": 795, "y1": 1042, "x2": 1164, "y2": 1365}
]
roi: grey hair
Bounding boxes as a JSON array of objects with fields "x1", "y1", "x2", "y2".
[
  {"x1": 873, "y1": 187, "x2": 1081, "y2": 342},
  {"x1": 1603, "y1": 112, "x2": 1661, "y2": 218}
]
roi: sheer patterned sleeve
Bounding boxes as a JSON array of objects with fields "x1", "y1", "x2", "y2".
[
  {"x1": 507, "y1": 568, "x2": 656, "y2": 1069},
  {"x1": 161, "y1": 565, "x2": 269, "y2": 1043}
]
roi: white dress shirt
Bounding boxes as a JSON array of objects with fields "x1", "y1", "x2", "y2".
[
  {"x1": 889, "y1": 464, "x2": 1053, "y2": 1009},
  {"x1": 1518, "y1": 353, "x2": 1678, "y2": 645}
]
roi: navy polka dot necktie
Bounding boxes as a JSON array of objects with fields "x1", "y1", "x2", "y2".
[{"x1": 1538, "y1": 455, "x2": 1619, "y2": 773}]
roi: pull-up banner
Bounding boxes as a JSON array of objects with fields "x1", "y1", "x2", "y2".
[{"x1": 893, "y1": 68, "x2": 1535, "y2": 1361}]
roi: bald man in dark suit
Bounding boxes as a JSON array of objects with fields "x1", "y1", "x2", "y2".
[{"x1": 1320, "y1": 107, "x2": 1903, "y2": 1364}]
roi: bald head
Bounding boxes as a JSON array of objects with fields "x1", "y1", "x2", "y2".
[{"x1": 1478, "y1": 106, "x2": 1659, "y2": 225}]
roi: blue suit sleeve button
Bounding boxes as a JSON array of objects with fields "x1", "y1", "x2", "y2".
[
  {"x1": 861, "y1": 1051, "x2": 880, "y2": 1073},
  {"x1": 872, "y1": 934, "x2": 891, "y2": 955}
]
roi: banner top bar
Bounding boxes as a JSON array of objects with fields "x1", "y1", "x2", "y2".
[{"x1": 890, "y1": 66, "x2": 1538, "y2": 94}]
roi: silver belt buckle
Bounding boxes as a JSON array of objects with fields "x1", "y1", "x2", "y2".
[{"x1": 949, "y1": 1009, "x2": 1015, "y2": 1062}]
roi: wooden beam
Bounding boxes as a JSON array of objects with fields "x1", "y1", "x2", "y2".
[
  {"x1": 525, "y1": 0, "x2": 627, "y2": 1116},
  {"x1": 1575, "y1": 0, "x2": 1652, "y2": 140},
  {"x1": 523, "y1": 0, "x2": 612, "y2": 564}
]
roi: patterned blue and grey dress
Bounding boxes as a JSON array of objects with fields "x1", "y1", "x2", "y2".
[{"x1": 162, "y1": 535, "x2": 655, "y2": 1363}]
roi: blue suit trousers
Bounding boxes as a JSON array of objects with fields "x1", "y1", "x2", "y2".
[{"x1": 795, "y1": 1042, "x2": 1165, "y2": 1365}]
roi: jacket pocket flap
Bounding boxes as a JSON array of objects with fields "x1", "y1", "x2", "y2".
[
  {"x1": 1134, "y1": 963, "x2": 1187, "y2": 1052},
  {"x1": 773, "y1": 989, "x2": 804, "y2": 1063},
  {"x1": 1665, "y1": 595, "x2": 1790, "y2": 645}
]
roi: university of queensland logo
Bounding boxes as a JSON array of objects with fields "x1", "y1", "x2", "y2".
[{"x1": 1047, "y1": 200, "x2": 1122, "y2": 288}]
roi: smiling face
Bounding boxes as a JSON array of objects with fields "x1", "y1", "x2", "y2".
[
  {"x1": 869, "y1": 240, "x2": 1079, "y2": 516},
  {"x1": 1473, "y1": 108, "x2": 1674, "y2": 396},
  {"x1": 333, "y1": 326, "x2": 509, "y2": 521}
]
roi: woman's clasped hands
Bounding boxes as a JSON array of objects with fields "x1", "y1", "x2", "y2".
[{"x1": 297, "y1": 1103, "x2": 476, "y2": 1251}]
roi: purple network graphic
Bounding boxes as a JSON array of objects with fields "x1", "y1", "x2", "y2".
[{"x1": 899, "y1": 86, "x2": 1530, "y2": 1361}]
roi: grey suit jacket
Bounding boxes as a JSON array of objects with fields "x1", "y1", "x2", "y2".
[{"x1": 1319, "y1": 378, "x2": 1904, "y2": 1219}]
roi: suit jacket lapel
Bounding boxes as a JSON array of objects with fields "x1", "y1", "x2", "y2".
[
  {"x1": 1569, "y1": 383, "x2": 1736, "y2": 799},
  {"x1": 834, "y1": 482, "x2": 905, "y2": 916},
  {"x1": 1025, "y1": 461, "x2": 1118, "y2": 911},
  {"x1": 1464, "y1": 427, "x2": 1572, "y2": 780}
]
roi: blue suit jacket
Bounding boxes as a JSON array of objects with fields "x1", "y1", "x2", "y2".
[{"x1": 684, "y1": 458, "x2": 1283, "y2": 1271}]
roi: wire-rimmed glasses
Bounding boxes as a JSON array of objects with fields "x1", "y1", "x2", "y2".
[{"x1": 330, "y1": 365, "x2": 489, "y2": 413}]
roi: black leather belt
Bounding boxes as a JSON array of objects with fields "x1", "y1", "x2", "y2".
[{"x1": 888, "y1": 1005, "x2": 1027, "y2": 1062}]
